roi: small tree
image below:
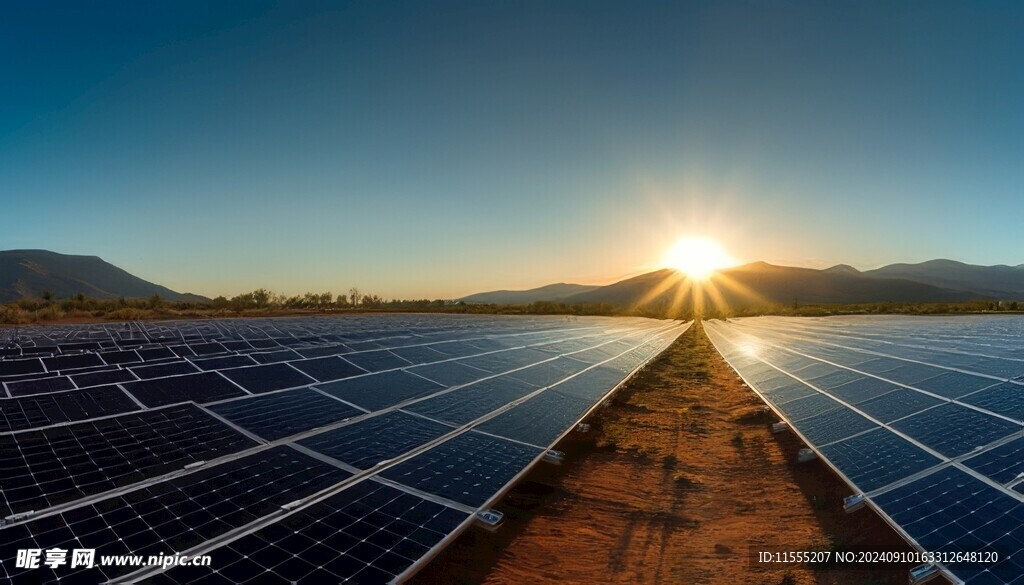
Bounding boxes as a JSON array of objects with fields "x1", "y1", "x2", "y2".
[
  {"x1": 252, "y1": 288, "x2": 271, "y2": 309},
  {"x1": 149, "y1": 294, "x2": 163, "y2": 310},
  {"x1": 349, "y1": 287, "x2": 361, "y2": 307},
  {"x1": 319, "y1": 292, "x2": 333, "y2": 307}
]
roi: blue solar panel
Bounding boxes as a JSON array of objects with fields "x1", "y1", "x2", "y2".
[
  {"x1": 793, "y1": 407, "x2": 877, "y2": 446},
  {"x1": 507, "y1": 357, "x2": 589, "y2": 388},
  {"x1": 0, "y1": 386, "x2": 138, "y2": 432},
  {"x1": 298, "y1": 411, "x2": 452, "y2": 470},
  {"x1": 474, "y1": 389, "x2": 592, "y2": 447},
  {"x1": 381, "y1": 431, "x2": 542, "y2": 507},
  {"x1": 402, "y1": 377, "x2": 535, "y2": 425},
  {"x1": 0, "y1": 446, "x2": 350, "y2": 584},
  {"x1": 0, "y1": 315, "x2": 686, "y2": 584},
  {"x1": 315, "y1": 370, "x2": 445, "y2": 411},
  {"x1": 220, "y1": 363, "x2": 315, "y2": 393},
  {"x1": 69, "y1": 368, "x2": 137, "y2": 388},
  {"x1": 407, "y1": 361, "x2": 488, "y2": 387},
  {"x1": 761, "y1": 379, "x2": 818, "y2": 404},
  {"x1": 892, "y1": 404, "x2": 1020, "y2": 457},
  {"x1": 819, "y1": 428, "x2": 942, "y2": 492},
  {"x1": 824, "y1": 376, "x2": 902, "y2": 404},
  {"x1": 804, "y1": 368, "x2": 862, "y2": 389},
  {"x1": 209, "y1": 388, "x2": 364, "y2": 441},
  {"x1": 5, "y1": 376, "x2": 76, "y2": 397},
  {"x1": 341, "y1": 350, "x2": 412, "y2": 372},
  {"x1": 872, "y1": 467, "x2": 1024, "y2": 583},
  {"x1": 123, "y1": 372, "x2": 248, "y2": 407},
  {"x1": 131, "y1": 361, "x2": 200, "y2": 379},
  {"x1": 147, "y1": 479, "x2": 468, "y2": 585},
  {"x1": 854, "y1": 388, "x2": 944, "y2": 423},
  {"x1": 961, "y1": 382, "x2": 1024, "y2": 421},
  {"x1": 0, "y1": 404, "x2": 257, "y2": 517},
  {"x1": 705, "y1": 316, "x2": 1024, "y2": 585},
  {"x1": 913, "y1": 371, "x2": 999, "y2": 399},
  {"x1": 0, "y1": 358, "x2": 44, "y2": 377},
  {"x1": 775, "y1": 393, "x2": 842, "y2": 422},
  {"x1": 191, "y1": 355, "x2": 258, "y2": 371},
  {"x1": 289, "y1": 356, "x2": 365, "y2": 382},
  {"x1": 963, "y1": 437, "x2": 1024, "y2": 484}
]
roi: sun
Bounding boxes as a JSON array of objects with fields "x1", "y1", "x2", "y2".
[{"x1": 663, "y1": 237, "x2": 735, "y2": 280}]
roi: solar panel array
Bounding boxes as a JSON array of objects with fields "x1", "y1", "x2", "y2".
[
  {"x1": 705, "y1": 316, "x2": 1024, "y2": 585},
  {"x1": 0, "y1": 314, "x2": 687, "y2": 583}
]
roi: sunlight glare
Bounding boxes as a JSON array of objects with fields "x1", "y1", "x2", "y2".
[{"x1": 663, "y1": 237, "x2": 735, "y2": 280}]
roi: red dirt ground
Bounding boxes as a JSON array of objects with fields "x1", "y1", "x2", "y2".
[{"x1": 412, "y1": 321, "x2": 942, "y2": 585}]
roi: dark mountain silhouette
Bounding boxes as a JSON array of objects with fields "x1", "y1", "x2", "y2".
[
  {"x1": 562, "y1": 262, "x2": 975, "y2": 308},
  {"x1": 863, "y1": 259, "x2": 1024, "y2": 299},
  {"x1": 464, "y1": 260, "x2": 1009, "y2": 310},
  {"x1": 461, "y1": 283, "x2": 599, "y2": 304},
  {"x1": 0, "y1": 250, "x2": 208, "y2": 303}
]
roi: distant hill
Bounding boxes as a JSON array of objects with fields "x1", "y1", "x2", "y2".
[
  {"x1": 464, "y1": 260, "x2": 1000, "y2": 310},
  {"x1": 0, "y1": 250, "x2": 208, "y2": 303},
  {"x1": 461, "y1": 283, "x2": 599, "y2": 304},
  {"x1": 562, "y1": 262, "x2": 974, "y2": 308},
  {"x1": 862, "y1": 259, "x2": 1024, "y2": 299}
]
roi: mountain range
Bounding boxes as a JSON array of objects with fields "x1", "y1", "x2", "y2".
[
  {"x1": 0, "y1": 250, "x2": 207, "y2": 303},
  {"x1": 463, "y1": 260, "x2": 1024, "y2": 308},
  {"x1": 4, "y1": 250, "x2": 1023, "y2": 309}
]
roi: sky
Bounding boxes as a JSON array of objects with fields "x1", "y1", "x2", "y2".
[{"x1": 2, "y1": 1, "x2": 1023, "y2": 299}]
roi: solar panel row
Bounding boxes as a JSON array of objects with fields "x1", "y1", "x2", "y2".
[
  {"x1": 706, "y1": 316, "x2": 1024, "y2": 584},
  {"x1": 0, "y1": 315, "x2": 688, "y2": 584}
]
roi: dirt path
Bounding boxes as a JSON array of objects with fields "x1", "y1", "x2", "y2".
[{"x1": 412, "y1": 321, "x2": 932, "y2": 585}]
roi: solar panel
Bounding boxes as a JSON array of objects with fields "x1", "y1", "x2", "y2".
[
  {"x1": 507, "y1": 357, "x2": 590, "y2": 388},
  {"x1": 191, "y1": 355, "x2": 258, "y2": 371},
  {"x1": 854, "y1": 388, "x2": 944, "y2": 423},
  {"x1": 131, "y1": 361, "x2": 201, "y2": 380},
  {"x1": 147, "y1": 479, "x2": 469, "y2": 585},
  {"x1": 5, "y1": 376, "x2": 76, "y2": 397},
  {"x1": 219, "y1": 363, "x2": 315, "y2": 394},
  {"x1": 295, "y1": 344, "x2": 349, "y2": 359},
  {"x1": 705, "y1": 316, "x2": 1024, "y2": 585},
  {"x1": 963, "y1": 436, "x2": 1024, "y2": 484},
  {"x1": 818, "y1": 428, "x2": 942, "y2": 492},
  {"x1": 474, "y1": 389, "x2": 593, "y2": 447},
  {"x1": 0, "y1": 386, "x2": 138, "y2": 432},
  {"x1": 123, "y1": 372, "x2": 249, "y2": 407},
  {"x1": 248, "y1": 348, "x2": 302, "y2": 364},
  {"x1": 912, "y1": 371, "x2": 999, "y2": 398},
  {"x1": 298, "y1": 411, "x2": 452, "y2": 470},
  {"x1": 402, "y1": 376, "x2": 536, "y2": 425},
  {"x1": 961, "y1": 382, "x2": 1024, "y2": 420},
  {"x1": 891, "y1": 404, "x2": 1019, "y2": 457},
  {"x1": 315, "y1": 370, "x2": 445, "y2": 411},
  {"x1": 872, "y1": 467, "x2": 1024, "y2": 583},
  {"x1": 0, "y1": 404, "x2": 257, "y2": 517},
  {"x1": 380, "y1": 431, "x2": 543, "y2": 507},
  {"x1": 341, "y1": 350, "x2": 412, "y2": 372},
  {"x1": 289, "y1": 356, "x2": 365, "y2": 382},
  {"x1": 824, "y1": 376, "x2": 900, "y2": 404},
  {"x1": 0, "y1": 315, "x2": 688, "y2": 584},
  {"x1": 98, "y1": 349, "x2": 143, "y2": 365},
  {"x1": 0, "y1": 446, "x2": 350, "y2": 584},
  {"x1": 209, "y1": 388, "x2": 364, "y2": 441},
  {"x1": 407, "y1": 361, "x2": 488, "y2": 387},
  {"x1": 41, "y1": 353, "x2": 104, "y2": 372},
  {"x1": 69, "y1": 368, "x2": 138, "y2": 388},
  {"x1": 137, "y1": 347, "x2": 176, "y2": 361}
]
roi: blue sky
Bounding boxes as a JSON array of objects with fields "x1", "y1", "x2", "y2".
[{"x1": 2, "y1": 1, "x2": 1023, "y2": 298}]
